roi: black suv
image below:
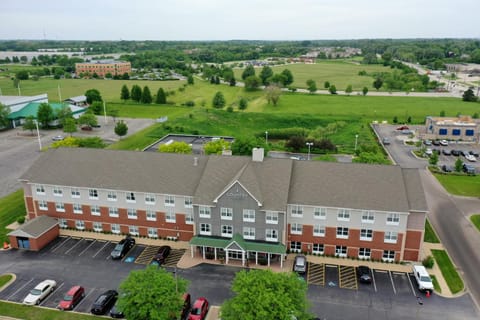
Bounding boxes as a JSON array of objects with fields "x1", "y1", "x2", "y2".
[
  {"x1": 463, "y1": 163, "x2": 476, "y2": 174},
  {"x1": 110, "y1": 236, "x2": 135, "y2": 259},
  {"x1": 152, "y1": 245, "x2": 171, "y2": 265},
  {"x1": 91, "y1": 290, "x2": 118, "y2": 315}
]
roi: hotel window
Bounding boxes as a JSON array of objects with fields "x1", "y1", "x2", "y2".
[
  {"x1": 335, "y1": 245, "x2": 347, "y2": 257},
  {"x1": 73, "y1": 203, "x2": 82, "y2": 214},
  {"x1": 185, "y1": 213, "x2": 194, "y2": 224},
  {"x1": 243, "y1": 227, "x2": 255, "y2": 240},
  {"x1": 71, "y1": 188, "x2": 80, "y2": 198},
  {"x1": 145, "y1": 193, "x2": 156, "y2": 205},
  {"x1": 266, "y1": 229, "x2": 278, "y2": 242},
  {"x1": 359, "y1": 248, "x2": 371, "y2": 259},
  {"x1": 93, "y1": 222, "x2": 103, "y2": 232},
  {"x1": 386, "y1": 213, "x2": 400, "y2": 225},
  {"x1": 184, "y1": 197, "x2": 193, "y2": 208},
  {"x1": 38, "y1": 200, "x2": 48, "y2": 211},
  {"x1": 126, "y1": 192, "x2": 136, "y2": 203},
  {"x1": 266, "y1": 211, "x2": 278, "y2": 224},
  {"x1": 53, "y1": 187, "x2": 63, "y2": 197},
  {"x1": 313, "y1": 224, "x2": 325, "y2": 237},
  {"x1": 91, "y1": 205, "x2": 101, "y2": 216},
  {"x1": 336, "y1": 227, "x2": 349, "y2": 239},
  {"x1": 313, "y1": 243, "x2": 324, "y2": 255},
  {"x1": 165, "y1": 195, "x2": 175, "y2": 206},
  {"x1": 129, "y1": 226, "x2": 139, "y2": 236},
  {"x1": 291, "y1": 205, "x2": 303, "y2": 217},
  {"x1": 165, "y1": 208, "x2": 176, "y2": 223},
  {"x1": 146, "y1": 210, "x2": 156, "y2": 221},
  {"x1": 111, "y1": 224, "x2": 120, "y2": 234},
  {"x1": 337, "y1": 209, "x2": 350, "y2": 221},
  {"x1": 148, "y1": 228, "x2": 158, "y2": 238},
  {"x1": 127, "y1": 208, "x2": 137, "y2": 219},
  {"x1": 221, "y1": 225, "x2": 233, "y2": 238},
  {"x1": 56, "y1": 202, "x2": 65, "y2": 212},
  {"x1": 221, "y1": 207, "x2": 233, "y2": 220},
  {"x1": 58, "y1": 218, "x2": 67, "y2": 229},
  {"x1": 382, "y1": 250, "x2": 395, "y2": 262},
  {"x1": 199, "y1": 206, "x2": 211, "y2": 218},
  {"x1": 361, "y1": 211, "x2": 375, "y2": 223},
  {"x1": 89, "y1": 189, "x2": 98, "y2": 199},
  {"x1": 291, "y1": 223, "x2": 303, "y2": 235},
  {"x1": 200, "y1": 223, "x2": 211, "y2": 236},
  {"x1": 107, "y1": 191, "x2": 117, "y2": 201},
  {"x1": 384, "y1": 231, "x2": 398, "y2": 244},
  {"x1": 109, "y1": 207, "x2": 119, "y2": 218},
  {"x1": 36, "y1": 185, "x2": 45, "y2": 195},
  {"x1": 290, "y1": 241, "x2": 302, "y2": 253},
  {"x1": 360, "y1": 229, "x2": 373, "y2": 241},
  {"x1": 314, "y1": 207, "x2": 327, "y2": 219},
  {"x1": 75, "y1": 220, "x2": 85, "y2": 230},
  {"x1": 243, "y1": 209, "x2": 255, "y2": 222}
]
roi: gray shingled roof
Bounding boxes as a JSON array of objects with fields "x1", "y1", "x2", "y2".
[
  {"x1": 401, "y1": 168, "x2": 428, "y2": 212},
  {"x1": 8, "y1": 215, "x2": 58, "y2": 238}
]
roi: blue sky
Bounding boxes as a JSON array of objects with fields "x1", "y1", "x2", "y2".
[{"x1": 1, "y1": 0, "x2": 479, "y2": 40}]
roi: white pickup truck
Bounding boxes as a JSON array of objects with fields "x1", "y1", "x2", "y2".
[{"x1": 413, "y1": 265, "x2": 434, "y2": 292}]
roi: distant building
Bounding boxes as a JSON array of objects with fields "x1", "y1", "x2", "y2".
[
  {"x1": 445, "y1": 63, "x2": 480, "y2": 74},
  {"x1": 75, "y1": 61, "x2": 131, "y2": 78},
  {"x1": 8, "y1": 102, "x2": 87, "y2": 127},
  {"x1": 64, "y1": 95, "x2": 87, "y2": 106},
  {"x1": 425, "y1": 115, "x2": 479, "y2": 142}
]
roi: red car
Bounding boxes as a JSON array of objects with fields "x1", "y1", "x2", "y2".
[
  {"x1": 396, "y1": 125, "x2": 409, "y2": 131},
  {"x1": 57, "y1": 285, "x2": 85, "y2": 310},
  {"x1": 188, "y1": 297, "x2": 209, "y2": 320}
]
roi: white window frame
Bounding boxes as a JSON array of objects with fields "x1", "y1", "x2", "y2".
[
  {"x1": 386, "y1": 213, "x2": 400, "y2": 225},
  {"x1": 359, "y1": 248, "x2": 371, "y2": 259},
  {"x1": 91, "y1": 205, "x2": 101, "y2": 216},
  {"x1": 361, "y1": 211, "x2": 375, "y2": 223},
  {"x1": 335, "y1": 245, "x2": 347, "y2": 257},
  {"x1": 382, "y1": 250, "x2": 395, "y2": 262},
  {"x1": 129, "y1": 225, "x2": 139, "y2": 236},
  {"x1": 56, "y1": 202, "x2": 65, "y2": 212},
  {"x1": 336, "y1": 227, "x2": 349, "y2": 239},
  {"x1": 313, "y1": 224, "x2": 325, "y2": 237},
  {"x1": 200, "y1": 223, "x2": 211, "y2": 236},
  {"x1": 290, "y1": 223, "x2": 303, "y2": 235},
  {"x1": 313, "y1": 243, "x2": 324, "y2": 255},
  {"x1": 145, "y1": 193, "x2": 156, "y2": 205},
  {"x1": 111, "y1": 224, "x2": 120, "y2": 234},
  {"x1": 165, "y1": 208, "x2": 176, "y2": 223},
  {"x1": 126, "y1": 192, "x2": 136, "y2": 203},
  {"x1": 93, "y1": 222, "x2": 103, "y2": 232},
  {"x1": 266, "y1": 229, "x2": 278, "y2": 242},
  {"x1": 199, "y1": 206, "x2": 211, "y2": 218},
  {"x1": 89, "y1": 189, "x2": 98, "y2": 200},
  {"x1": 73, "y1": 203, "x2": 82, "y2": 214},
  {"x1": 36, "y1": 185, "x2": 45, "y2": 195},
  {"x1": 58, "y1": 218, "x2": 67, "y2": 228},
  {"x1": 184, "y1": 197, "x2": 193, "y2": 208},
  {"x1": 165, "y1": 195, "x2": 175, "y2": 207},
  {"x1": 243, "y1": 227, "x2": 255, "y2": 240},
  {"x1": 109, "y1": 207, "x2": 119, "y2": 218},
  {"x1": 71, "y1": 188, "x2": 80, "y2": 198},
  {"x1": 107, "y1": 191, "x2": 117, "y2": 201},
  {"x1": 185, "y1": 213, "x2": 194, "y2": 224},
  {"x1": 242, "y1": 209, "x2": 255, "y2": 222},
  {"x1": 291, "y1": 205, "x2": 303, "y2": 218},
  {"x1": 360, "y1": 229, "x2": 373, "y2": 241},
  {"x1": 53, "y1": 187, "x2": 63, "y2": 197},
  {"x1": 384, "y1": 231, "x2": 398, "y2": 244},
  {"x1": 221, "y1": 207, "x2": 233, "y2": 220},
  {"x1": 38, "y1": 200, "x2": 48, "y2": 211},
  {"x1": 290, "y1": 241, "x2": 302, "y2": 253},
  {"x1": 314, "y1": 207, "x2": 327, "y2": 220},
  {"x1": 127, "y1": 208, "x2": 137, "y2": 220},
  {"x1": 221, "y1": 225, "x2": 233, "y2": 238},
  {"x1": 148, "y1": 227, "x2": 158, "y2": 238},
  {"x1": 146, "y1": 210, "x2": 157, "y2": 221},
  {"x1": 75, "y1": 220, "x2": 85, "y2": 230},
  {"x1": 337, "y1": 209, "x2": 350, "y2": 221},
  {"x1": 266, "y1": 211, "x2": 278, "y2": 224}
]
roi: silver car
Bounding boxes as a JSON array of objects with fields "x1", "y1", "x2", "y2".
[{"x1": 293, "y1": 255, "x2": 307, "y2": 274}]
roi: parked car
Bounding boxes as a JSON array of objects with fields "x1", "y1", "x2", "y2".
[
  {"x1": 469, "y1": 150, "x2": 480, "y2": 157},
  {"x1": 52, "y1": 135, "x2": 64, "y2": 141},
  {"x1": 23, "y1": 279, "x2": 57, "y2": 305},
  {"x1": 188, "y1": 297, "x2": 209, "y2": 320},
  {"x1": 396, "y1": 125, "x2": 409, "y2": 131},
  {"x1": 293, "y1": 255, "x2": 307, "y2": 274},
  {"x1": 57, "y1": 285, "x2": 85, "y2": 310},
  {"x1": 465, "y1": 154, "x2": 477, "y2": 162},
  {"x1": 356, "y1": 265, "x2": 372, "y2": 284},
  {"x1": 109, "y1": 299, "x2": 124, "y2": 318},
  {"x1": 439, "y1": 139, "x2": 449, "y2": 146},
  {"x1": 180, "y1": 293, "x2": 192, "y2": 320},
  {"x1": 442, "y1": 149, "x2": 451, "y2": 156},
  {"x1": 451, "y1": 149, "x2": 461, "y2": 156},
  {"x1": 81, "y1": 125, "x2": 93, "y2": 131},
  {"x1": 423, "y1": 139, "x2": 432, "y2": 146},
  {"x1": 382, "y1": 137, "x2": 390, "y2": 145},
  {"x1": 463, "y1": 163, "x2": 476, "y2": 174},
  {"x1": 152, "y1": 245, "x2": 171, "y2": 265},
  {"x1": 425, "y1": 148, "x2": 433, "y2": 156},
  {"x1": 91, "y1": 290, "x2": 118, "y2": 315},
  {"x1": 412, "y1": 265, "x2": 434, "y2": 293},
  {"x1": 441, "y1": 165, "x2": 453, "y2": 173},
  {"x1": 432, "y1": 140, "x2": 440, "y2": 146},
  {"x1": 461, "y1": 150, "x2": 469, "y2": 157},
  {"x1": 110, "y1": 236, "x2": 135, "y2": 259}
]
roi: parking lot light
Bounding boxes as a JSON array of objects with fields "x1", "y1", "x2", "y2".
[
  {"x1": 265, "y1": 131, "x2": 268, "y2": 145},
  {"x1": 306, "y1": 142, "x2": 313, "y2": 160},
  {"x1": 355, "y1": 134, "x2": 359, "y2": 152}
]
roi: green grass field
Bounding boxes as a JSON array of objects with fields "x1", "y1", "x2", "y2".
[
  {"x1": 470, "y1": 214, "x2": 480, "y2": 232},
  {"x1": 234, "y1": 60, "x2": 393, "y2": 90},
  {"x1": 0, "y1": 189, "x2": 26, "y2": 244},
  {"x1": 433, "y1": 174, "x2": 480, "y2": 197},
  {"x1": 431, "y1": 249, "x2": 464, "y2": 294},
  {"x1": 0, "y1": 301, "x2": 96, "y2": 320},
  {"x1": 424, "y1": 219, "x2": 440, "y2": 243},
  {"x1": 0, "y1": 274, "x2": 13, "y2": 288}
]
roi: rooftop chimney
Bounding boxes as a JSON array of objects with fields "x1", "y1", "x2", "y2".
[{"x1": 252, "y1": 147, "x2": 264, "y2": 162}]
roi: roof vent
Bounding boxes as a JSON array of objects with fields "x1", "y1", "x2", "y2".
[
  {"x1": 252, "y1": 148, "x2": 264, "y2": 162},
  {"x1": 193, "y1": 157, "x2": 198, "y2": 166}
]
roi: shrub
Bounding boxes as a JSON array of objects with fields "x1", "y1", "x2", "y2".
[
  {"x1": 422, "y1": 255, "x2": 435, "y2": 269},
  {"x1": 17, "y1": 216, "x2": 25, "y2": 224}
]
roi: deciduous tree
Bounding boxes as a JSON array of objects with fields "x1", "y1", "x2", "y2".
[
  {"x1": 306, "y1": 79, "x2": 317, "y2": 93},
  {"x1": 63, "y1": 118, "x2": 77, "y2": 136},
  {"x1": 373, "y1": 77, "x2": 383, "y2": 91},
  {"x1": 0, "y1": 103, "x2": 11, "y2": 128},
  {"x1": 159, "y1": 141, "x2": 192, "y2": 154},
  {"x1": 265, "y1": 85, "x2": 282, "y2": 106},
  {"x1": 22, "y1": 115, "x2": 36, "y2": 134},
  {"x1": 78, "y1": 111, "x2": 98, "y2": 127},
  {"x1": 345, "y1": 84, "x2": 353, "y2": 95},
  {"x1": 328, "y1": 85, "x2": 337, "y2": 94},
  {"x1": 56, "y1": 106, "x2": 73, "y2": 127},
  {"x1": 462, "y1": 88, "x2": 478, "y2": 102},
  {"x1": 244, "y1": 75, "x2": 261, "y2": 91},
  {"x1": 324, "y1": 81, "x2": 330, "y2": 89},
  {"x1": 37, "y1": 103, "x2": 54, "y2": 128},
  {"x1": 114, "y1": 120, "x2": 128, "y2": 138},
  {"x1": 238, "y1": 98, "x2": 248, "y2": 110},
  {"x1": 212, "y1": 91, "x2": 226, "y2": 108},
  {"x1": 85, "y1": 89, "x2": 102, "y2": 104},
  {"x1": 187, "y1": 74, "x2": 194, "y2": 85},
  {"x1": 259, "y1": 66, "x2": 273, "y2": 85},
  {"x1": 362, "y1": 87, "x2": 369, "y2": 96},
  {"x1": 281, "y1": 69, "x2": 294, "y2": 86},
  {"x1": 241, "y1": 64, "x2": 255, "y2": 80}
]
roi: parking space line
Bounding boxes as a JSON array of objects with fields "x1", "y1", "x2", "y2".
[
  {"x1": 40, "y1": 282, "x2": 64, "y2": 306},
  {"x1": 76, "y1": 288, "x2": 95, "y2": 310},
  {"x1": 388, "y1": 271, "x2": 397, "y2": 295},
  {"x1": 79, "y1": 239, "x2": 96, "y2": 256},
  {"x1": 92, "y1": 240, "x2": 109, "y2": 258},
  {"x1": 407, "y1": 273, "x2": 417, "y2": 296},
  {"x1": 51, "y1": 237, "x2": 71, "y2": 253},
  {"x1": 65, "y1": 238, "x2": 84, "y2": 255},
  {"x1": 371, "y1": 270, "x2": 377, "y2": 292},
  {"x1": 7, "y1": 278, "x2": 34, "y2": 301}
]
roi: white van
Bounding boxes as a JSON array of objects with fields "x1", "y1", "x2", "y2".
[{"x1": 412, "y1": 265, "x2": 434, "y2": 292}]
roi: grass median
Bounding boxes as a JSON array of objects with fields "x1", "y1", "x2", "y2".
[
  {"x1": 424, "y1": 219, "x2": 440, "y2": 243},
  {"x1": 0, "y1": 189, "x2": 26, "y2": 244},
  {"x1": 431, "y1": 249, "x2": 464, "y2": 294},
  {"x1": 434, "y1": 174, "x2": 480, "y2": 197},
  {"x1": 0, "y1": 301, "x2": 96, "y2": 320},
  {"x1": 470, "y1": 214, "x2": 480, "y2": 232}
]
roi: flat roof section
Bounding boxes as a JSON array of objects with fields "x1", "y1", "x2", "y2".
[{"x1": 144, "y1": 133, "x2": 235, "y2": 154}]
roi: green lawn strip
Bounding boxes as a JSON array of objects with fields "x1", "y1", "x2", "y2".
[
  {"x1": 0, "y1": 274, "x2": 13, "y2": 288},
  {"x1": 424, "y1": 219, "x2": 440, "y2": 243},
  {"x1": 469, "y1": 214, "x2": 480, "y2": 232},
  {"x1": 0, "y1": 301, "x2": 96, "y2": 320},
  {"x1": 430, "y1": 275, "x2": 441, "y2": 293},
  {"x1": 431, "y1": 249, "x2": 464, "y2": 294},
  {"x1": 433, "y1": 174, "x2": 480, "y2": 197},
  {"x1": 0, "y1": 189, "x2": 26, "y2": 244},
  {"x1": 312, "y1": 154, "x2": 337, "y2": 162}
]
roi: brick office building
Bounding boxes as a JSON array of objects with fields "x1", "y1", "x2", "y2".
[
  {"x1": 19, "y1": 148, "x2": 427, "y2": 266},
  {"x1": 75, "y1": 61, "x2": 131, "y2": 78}
]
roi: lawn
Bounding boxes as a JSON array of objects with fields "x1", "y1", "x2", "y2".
[
  {"x1": 431, "y1": 249, "x2": 464, "y2": 294},
  {"x1": 433, "y1": 174, "x2": 480, "y2": 197},
  {"x1": 0, "y1": 301, "x2": 96, "y2": 320},
  {"x1": 424, "y1": 219, "x2": 440, "y2": 243},
  {"x1": 430, "y1": 275, "x2": 441, "y2": 293},
  {"x1": 0, "y1": 274, "x2": 13, "y2": 288},
  {"x1": 470, "y1": 214, "x2": 480, "y2": 233},
  {"x1": 0, "y1": 189, "x2": 26, "y2": 244}
]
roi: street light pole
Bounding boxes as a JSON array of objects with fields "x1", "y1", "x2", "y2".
[
  {"x1": 265, "y1": 131, "x2": 268, "y2": 145},
  {"x1": 354, "y1": 134, "x2": 359, "y2": 152},
  {"x1": 34, "y1": 120, "x2": 42, "y2": 151},
  {"x1": 306, "y1": 142, "x2": 313, "y2": 160}
]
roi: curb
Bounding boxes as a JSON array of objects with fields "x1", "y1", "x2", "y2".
[{"x1": 0, "y1": 273, "x2": 17, "y2": 293}]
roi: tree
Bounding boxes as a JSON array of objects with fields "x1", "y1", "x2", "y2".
[
  {"x1": 306, "y1": 79, "x2": 317, "y2": 93},
  {"x1": 454, "y1": 158, "x2": 463, "y2": 172},
  {"x1": 324, "y1": 81, "x2": 330, "y2": 89},
  {"x1": 159, "y1": 141, "x2": 192, "y2": 154},
  {"x1": 78, "y1": 111, "x2": 98, "y2": 127},
  {"x1": 229, "y1": 77, "x2": 236, "y2": 87},
  {"x1": 373, "y1": 77, "x2": 383, "y2": 91},
  {"x1": 244, "y1": 75, "x2": 261, "y2": 91},
  {"x1": 56, "y1": 106, "x2": 73, "y2": 127},
  {"x1": 345, "y1": 84, "x2": 353, "y2": 95},
  {"x1": 118, "y1": 266, "x2": 188, "y2": 320},
  {"x1": 131, "y1": 85, "x2": 142, "y2": 102},
  {"x1": 269, "y1": 73, "x2": 287, "y2": 87},
  {"x1": 121, "y1": 84, "x2": 130, "y2": 101},
  {"x1": 328, "y1": 85, "x2": 337, "y2": 94},
  {"x1": 85, "y1": 89, "x2": 102, "y2": 104},
  {"x1": 187, "y1": 74, "x2": 194, "y2": 85},
  {"x1": 429, "y1": 151, "x2": 439, "y2": 165},
  {"x1": 114, "y1": 120, "x2": 128, "y2": 138},
  {"x1": 63, "y1": 118, "x2": 77, "y2": 136},
  {"x1": 362, "y1": 86, "x2": 369, "y2": 96},
  {"x1": 241, "y1": 65, "x2": 255, "y2": 80},
  {"x1": 281, "y1": 69, "x2": 294, "y2": 86},
  {"x1": 141, "y1": 86, "x2": 153, "y2": 104},
  {"x1": 16, "y1": 70, "x2": 29, "y2": 80},
  {"x1": 238, "y1": 97, "x2": 248, "y2": 110},
  {"x1": 231, "y1": 136, "x2": 262, "y2": 155},
  {"x1": 0, "y1": 103, "x2": 11, "y2": 128},
  {"x1": 259, "y1": 66, "x2": 273, "y2": 85},
  {"x1": 220, "y1": 269, "x2": 310, "y2": 320},
  {"x1": 265, "y1": 85, "x2": 282, "y2": 106},
  {"x1": 286, "y1": 136, "x2": 306, "y2": 151},
  {"x1": 204, "y1": 139, "x2": 231, "y2": 155},
  {"x1": 22, "y1": 115, "x2": 37, "y2": 135},
  {"x1": 212, "y1": 91, "x2": 226, "y2": 108},
  {"x1": 37, "y1": 103, "x2": 54, "y2": 128},
  {"x1": 155, "y1": 88, "x2": 167, "y2": 104},
  {"x1": 462, "y1": 88, "x2": 478, "y2": 102},
  {"x1": 90, "y1": 101, "x2": 103, "y2": 115}
]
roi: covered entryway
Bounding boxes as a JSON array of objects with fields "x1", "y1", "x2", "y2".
[{"x1": 8, "y1": 215, "x2": 59, "y2": 251}]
